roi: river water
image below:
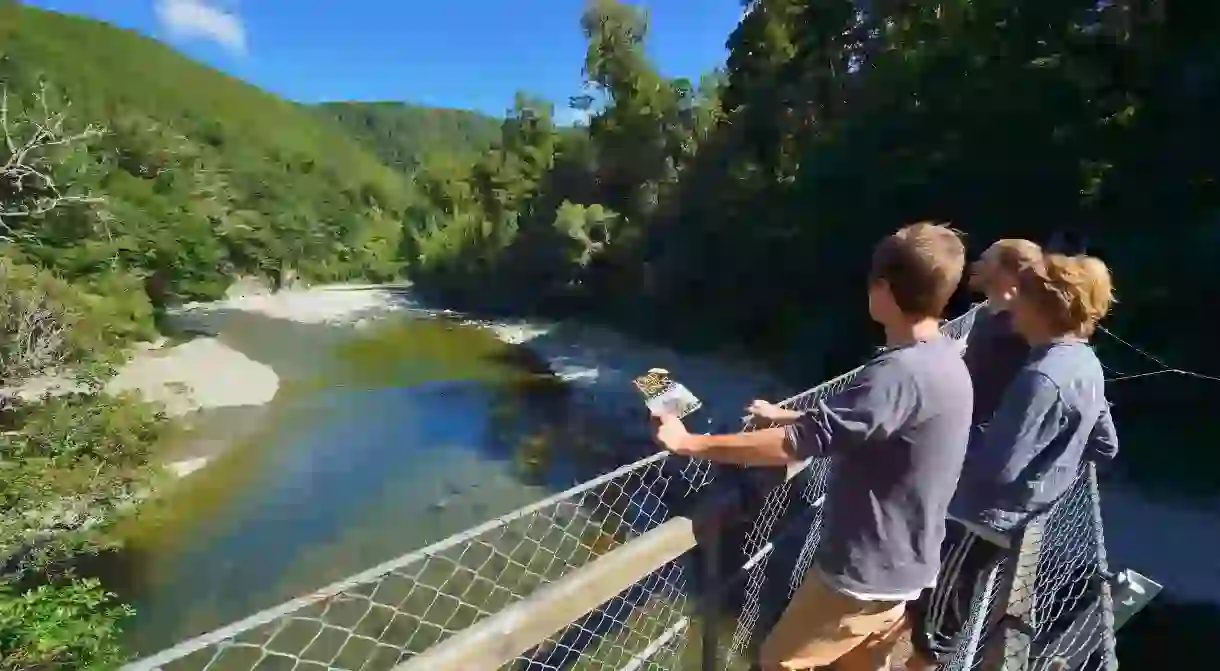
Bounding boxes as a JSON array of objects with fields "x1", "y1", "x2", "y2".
[
  {"x1": 95, "y1": 300, "x2": 1220, "y2": 666},
  {"x1": 99, "y1": 309, "x2": 634, "y2": 655}
]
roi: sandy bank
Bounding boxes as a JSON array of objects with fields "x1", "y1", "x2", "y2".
[
  {"x1": 179, "y1": 283, "x2": 408, "y2": 325},
  {"x1": 3, "y1": 337, "x2": 278, "y2": 419},
  {"x1": 106, "y1": 337, "x2": 279, "y2": 417}
]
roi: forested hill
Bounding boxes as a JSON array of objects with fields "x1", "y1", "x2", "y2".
[
  {"x1": 316, "y1": 102, "x2": 502, "y2": 174},
  {"x1": 0, "y1": 1, "x2": 417, "y2": 313}
]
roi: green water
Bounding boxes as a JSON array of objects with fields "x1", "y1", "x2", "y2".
[{"x1": 99, "y1": 310, "x2": 652, "y2": 658}]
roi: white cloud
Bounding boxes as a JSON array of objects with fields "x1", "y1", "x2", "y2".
[
  {"x1": 155, "y1": 0, "x2": 247, "y2": 55},
  {"x1": 555, "y1": 106, "x2": 593, "y2": 128}
]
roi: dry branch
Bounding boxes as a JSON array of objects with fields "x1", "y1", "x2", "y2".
[
  {"x1": 0, "y1": 259, "x2": 73, "y2": 390},
  {"x1": 0, "y1": 83, "x2": 106, "y2": 241}
]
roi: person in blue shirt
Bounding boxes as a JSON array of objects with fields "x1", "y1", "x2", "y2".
[
  {"x1": 653, "y1": 222, "x2": 974, "y2": 671},
  {"x1": 904, "y1": 252, "x2": 1120, "y2": 670}
]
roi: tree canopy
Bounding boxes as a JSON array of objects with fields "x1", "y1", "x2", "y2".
[{"x1": 317, "y1": 102, "x2": 503, "y2": 175}]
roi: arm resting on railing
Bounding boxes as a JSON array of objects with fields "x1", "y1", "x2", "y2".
[
  {"x1": 747, "y1": 399, "x2": 804, "y2": 426},
  {"x1": 666, "y1": 356, "x2": 917, "y2": 467}
]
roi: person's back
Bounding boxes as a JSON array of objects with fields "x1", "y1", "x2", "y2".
[
  {"x1": 817, "y1": 336, "x2": 973, "y2": 597},
  {"x1": 651, "y1": 222, "x2": 972, "y2": 671},
  {"x1": 905, "y1": 249, "x2": 1119, "y2": 671},
  {"x1": 953, "y1": 336, "x2": 1114, "y2": 530}
]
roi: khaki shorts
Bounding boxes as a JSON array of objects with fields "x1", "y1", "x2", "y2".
[{"x1": 758, "y1": 571, "x2": 908, "y2": 670}]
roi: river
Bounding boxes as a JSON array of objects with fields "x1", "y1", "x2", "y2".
[
  {"x1": 91, "y1": 291, "x2": 1220, "y2": 666},
  {"x1": 96, "y1": 295, "x2": 784, "y2": 659}
]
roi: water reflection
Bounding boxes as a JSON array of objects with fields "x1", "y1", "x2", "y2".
[{"x1": 95, "y1": 312, "x2": 661, "y2": 656}]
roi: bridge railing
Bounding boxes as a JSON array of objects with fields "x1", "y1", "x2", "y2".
[{"x1": 124, "y1": 304, "x2": 1119, "y2": 671}]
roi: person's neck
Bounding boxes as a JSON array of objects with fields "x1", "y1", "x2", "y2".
[{"x1": 884, "y1": 317, "x2": 943, "y2": 347}]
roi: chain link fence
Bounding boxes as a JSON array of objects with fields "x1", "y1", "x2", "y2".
[
  {"x1": 122, "y1": 452, "x2": 697, "y2": 671},
  {"x1": 124, "y1": 303, "x2": 1119, "y2": 671}
]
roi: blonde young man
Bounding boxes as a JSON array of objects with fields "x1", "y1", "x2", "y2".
[{"x1": 653, "y1": 223, "x2": 973, "y2": 671}]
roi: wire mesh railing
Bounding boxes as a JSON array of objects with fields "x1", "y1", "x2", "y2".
[
  {"x1": 122, "y1": 453, "x2": 700, "y2": 671},
  {"x1": 123, "y1": 303, "x2": 1118, "y2": 671},
  {"x1": 959, "y1": 464, "x2": 1120, "y2": 671}
]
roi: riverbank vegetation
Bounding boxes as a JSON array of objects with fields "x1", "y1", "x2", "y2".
[{"x1": 0, "y1": 256, "x2": 168, "y2": 667}]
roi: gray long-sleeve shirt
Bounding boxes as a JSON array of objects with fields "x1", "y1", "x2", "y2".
[
  {"x1": 784, "y1": 337, "x2": 973, "y2": 598},
  {"x1": 950, "y1": 339, "x2": 1119, "y2": 532}
]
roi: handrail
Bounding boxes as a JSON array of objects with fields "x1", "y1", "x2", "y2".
[
  {"x1": 120, "y1": 452, "x2": 672, "y2": 671},
  {"x1": 393, "y1": 513, "x2": 702, "y2": 670}
]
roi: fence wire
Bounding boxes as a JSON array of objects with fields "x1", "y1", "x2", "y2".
[
  {"x1": 122, "y1": 453, "x2": 692, "y2": 671},
  {"x1": 125, "y1": 303, "x2": 1118, "y2": 671}
]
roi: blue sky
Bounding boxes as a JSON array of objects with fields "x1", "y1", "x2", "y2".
[{"x1": 27, "y1": 0, "x2": 744, "y2": 122}]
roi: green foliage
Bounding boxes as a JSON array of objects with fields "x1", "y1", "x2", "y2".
[
  {"x1": 0, "y1": 266, "x2": 164, "y2": 669},
  {"x1": 0, "y1": 0, "x2": 1209, "y2": 663},
  {"x1": 0, "y1": 262, "x2": 165, "y2": 669},
  {"x1": 402, "y1": 0, "x2": 701, "y2": 311},
  {"x1": 0, "y1": 2, "x2": 418, "y2": 301},
  {"x1": 0, "y1": 579, "x2": 133, "y2": 671},
  {"x1": 318, "y1": 102, "x2": 502, "y2": 174}
]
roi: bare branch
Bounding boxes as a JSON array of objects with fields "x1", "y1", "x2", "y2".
[
  {"x1": 0, "y1": 83, "x2": 107, "y2": 242},
  {"x1": 0, "y1": 259, "x2": 74, "y2": 391}
]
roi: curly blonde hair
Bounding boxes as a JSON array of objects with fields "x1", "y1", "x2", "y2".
[{"x1": 1017, "y1": 253, "x2": 1115, "y2": 337}]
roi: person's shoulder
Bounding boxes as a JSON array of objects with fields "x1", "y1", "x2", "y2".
[
  {"x1": 881, "y1": 339, "x2": 969, "y2": 381},
  {"x1": 1031, "y1": 342, "x2": 1104, "y2": 397},
  {"x1": 1031, "y1": 342, "x2": 1102, "y2": 381}
]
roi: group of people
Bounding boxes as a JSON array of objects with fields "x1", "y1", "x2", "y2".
[{"x1": 650, "y1": 223, "x2": 1118, "y2": 671}]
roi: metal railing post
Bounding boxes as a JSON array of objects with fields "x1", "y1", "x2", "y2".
[
  {"x1": 981, "y1": 519, "x2": 1046, "y2": 671},
  {"x1": 956, "y1": 560, "x2": 1003, "y2": 670},
  {"x1": 1084, "y1": 464, "x2": 1120, "y2": 671},
  {"x1": 700, "y1": 510, "x2": 722, "y2": 670}
]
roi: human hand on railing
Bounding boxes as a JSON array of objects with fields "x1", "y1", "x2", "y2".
[
  {"x1": 746, "y1": 399, "x2": 802, "y2": 426},
  {"x1": 652, "y1": 412, "x2": 697, "y2": 456}
]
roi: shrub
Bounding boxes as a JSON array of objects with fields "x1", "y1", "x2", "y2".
[{"x1": 0, "y1": 578, "x2": 133, "y2": 671}]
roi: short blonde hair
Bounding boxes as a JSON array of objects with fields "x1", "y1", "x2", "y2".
[
  {"x1": 870, "y1": 222, "x2": 966, "y2": 318},
  {"x1": 987, "y1": 238, "x2": 1043, "y2": 274},
  {"x1": 1018, "y1": 253, "x2": 1115, "y2": 337}
]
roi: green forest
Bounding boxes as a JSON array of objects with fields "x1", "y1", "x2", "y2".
[
  {"x1": 318, "y1": 102, "x2": 503, "y2": 174},
  {"x1": 2, "y1": 0, "x2": 1218, "y2": 666}
]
